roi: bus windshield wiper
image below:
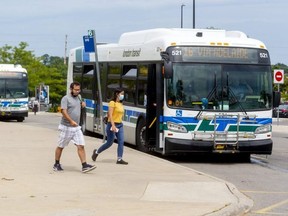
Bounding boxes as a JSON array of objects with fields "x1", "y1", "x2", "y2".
[
  {"x1": 7, "y1": 89, "x2": 16, "y2": 99},
  {"x1": 195, "y1": 72, "x2": 218, "y2": 119},
  {"x1": 226, "y1": 74, "x2": 248, "y2": 117}
]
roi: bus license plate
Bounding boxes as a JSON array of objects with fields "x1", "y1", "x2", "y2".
[{"x1": 215, "y1": 144, "x2": 225, "y2": 150}]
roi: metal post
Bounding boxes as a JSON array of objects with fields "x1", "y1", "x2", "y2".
[
  {"x1": 193, "y1": 0, "x2": 196, "y2": 28},
  {"x1": 277, "y1": 84, "x2": 280, "y2": 125},
  {"x1": 181, "y1": 4, "x2": 185, "y2": 28},
  {"x1": 38, "y1": 84, "x2": 41, "y2": 112},
  {"x1": 91, "y1": 30, "x2": 105, "y2": 141}
]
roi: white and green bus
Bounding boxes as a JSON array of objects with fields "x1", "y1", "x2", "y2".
[
  {"x1": 67, "y1": 28, "x2": 280, "y2": 159},
  {"x1": 0, "y1": 64, "x2": 29, "y2": 122}
]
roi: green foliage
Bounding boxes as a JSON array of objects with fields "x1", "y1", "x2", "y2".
[{"x1": 0, "y1": 42, "x2": 67, "y2": 106}]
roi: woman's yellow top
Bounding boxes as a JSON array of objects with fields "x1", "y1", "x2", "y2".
[{"x1": 109, "y1": 101, "x2": 124, "y2": 123}]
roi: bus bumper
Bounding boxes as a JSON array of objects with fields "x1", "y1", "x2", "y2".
[
  {"x1": 164, "y1": 137, "x2": 272, "y2": 155},
  {"x1": 0, "y1": 111, "x2": 28, "y2": 118}
]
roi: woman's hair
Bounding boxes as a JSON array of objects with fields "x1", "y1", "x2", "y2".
[{"x1": 111, "y1": 88, "x2": 123, "y2": 102}]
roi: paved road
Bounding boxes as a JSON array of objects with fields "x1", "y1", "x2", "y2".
[
  {"x1": 169, "y1": 120, "x2": 288, "y2": 216},
  {"x1": 0, "y1": 111, "x2": 252, "y2": 216}
]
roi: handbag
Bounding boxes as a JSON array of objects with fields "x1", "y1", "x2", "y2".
[
  {"x1": 78, "y1": 95, "x2": 85, "y2": 126},
  {"x1": 103, "y1": 116, "x2": 108, "y2": 124}
]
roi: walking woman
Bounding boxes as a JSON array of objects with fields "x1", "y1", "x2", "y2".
[
  {"x1": 92, "y1": 88, "x2": 128, "y2": 165},
  {"x1": 33, "y1": 99, "x2": 39, "y2": 115}
]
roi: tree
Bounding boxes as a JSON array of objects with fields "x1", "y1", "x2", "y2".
[{"x1": 0, "y1": 42, "x2": 67, "y2": 107}]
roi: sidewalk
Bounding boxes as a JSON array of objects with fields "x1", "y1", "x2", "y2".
[
  {"x1": 0, "y1": 114, "x2": 253, "y2": 216},
  {"x1": 272, "y1": 117, "x2": 288, "y2": 133}
]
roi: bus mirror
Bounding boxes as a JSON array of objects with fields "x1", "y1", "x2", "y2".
[
  {"x1": 164, "y1": 61, "x2": 173, "y2": 79},
  {"x1": 160, "y1": 51, "x2": 173, "y2": 79},
  {"x1": 273, "y1": 91, "x2": 281, "y2": 108}
]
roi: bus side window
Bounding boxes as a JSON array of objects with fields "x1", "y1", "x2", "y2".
[
  {"x1": 122, "y1": 65, "x2": 137, "y2": 105},
  {"x1": 137, "y1": 80, "x2": 147, "y2": 106},
  {"x1": 122, "y1": 80, "x2": 136, "y2": 104},
  {"x1": 138, "y1": 90, "x2": 147, "y2": 106}
]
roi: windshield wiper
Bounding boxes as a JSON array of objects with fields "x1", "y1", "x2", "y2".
[
  {"x1": 195, "y1": 72, "x2": 218, "y2": 119},
  {"x1": 6, "y1": 89, "x2": 16, "y2": 99},
  {"x1": 195, "y1": 72, "x2": 248, "y2": 119},
  {"x1": 226, "y1": 73, "x2": 248, "y2": 117}
]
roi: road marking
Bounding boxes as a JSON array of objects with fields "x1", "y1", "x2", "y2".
[
  {"x1": 251, "y1": 157, "x2": 288, "y2": 173},
  {"x1": 241, "y1": 190, "x2": 288, "y2": 194},
  {"x1": 253, "y1": 199, "x2": 288, "y2": 214}
]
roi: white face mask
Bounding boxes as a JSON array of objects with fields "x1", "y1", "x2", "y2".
[{"x1": 119, "y1": 95, "x2": 124, "y2": 101}]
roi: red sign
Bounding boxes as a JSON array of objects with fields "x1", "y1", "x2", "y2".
[
  {"x1": 275, "y1": 71, "x2": 283, "y2": 81},
  {"x1": 274, "y1": 70, "x2": 284, "y2": 84}
]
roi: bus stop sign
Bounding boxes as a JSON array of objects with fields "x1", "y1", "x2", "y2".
[
  {"x1": 83, "y1": 35, "x2": 95, "y2": 53},
  {"x1": 274, "y1": 69, "x2": 284, "y2": 84}
]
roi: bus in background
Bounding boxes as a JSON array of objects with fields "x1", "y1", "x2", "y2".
[
  {"x1": 67, "y1": 28, "x2": 280, "y2": 160},
  {"x1": 0, "y1": 64, "x2": 29, "y2": 122}
]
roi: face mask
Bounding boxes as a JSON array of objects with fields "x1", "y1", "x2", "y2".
[{"x1": 119, "y1": 95, "x2": 124, "y2": 101}]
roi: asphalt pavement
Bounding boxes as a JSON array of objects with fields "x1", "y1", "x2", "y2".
[{"x1": 0, "y1": 112, "x2": 256, "y2": 216}]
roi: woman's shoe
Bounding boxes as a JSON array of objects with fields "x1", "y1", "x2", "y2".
[
  {"x1": 116, "y1": 159, "x2": 128, "y2": 165},
  {"x1": 91, "y1": 149, "x2": 98, "y2": 161}
]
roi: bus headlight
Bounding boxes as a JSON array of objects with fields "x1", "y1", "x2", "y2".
[
  {"x1": 167, "y1": 121, "x2": 188, "y2": 133},
  {"x1": 255, "y1": 124, "x2": 271, "y2": 134}
]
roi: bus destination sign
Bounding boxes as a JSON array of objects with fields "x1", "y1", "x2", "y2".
[
  {"x1": 0, "y1": 71, "x2": 26, "y2": 79},
  {"x1": 168, "y1": 46, "x2": 270, "y2": 64}
]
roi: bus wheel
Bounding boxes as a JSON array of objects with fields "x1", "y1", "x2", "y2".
[
  {"x1": 17, "y1": 117, "x2": 24, "y2": 122},
  {"x1": 136, "y1": 119, "x2": 148, "y2": 152},
  {"x1": 239, "y1": 153, "x2": 251, "y2": 163}
]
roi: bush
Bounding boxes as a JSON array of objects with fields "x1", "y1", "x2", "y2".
[{"x1": 48, "y1": 104, "x2": 60, "y2": 113}]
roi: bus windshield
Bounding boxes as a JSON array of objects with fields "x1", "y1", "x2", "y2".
[
  {"x1": 0, "y1": 79, "x2": 28, "y2": 99},
  {"x1": 166, "y1": 63, "x2": 272, "y2": 111}
]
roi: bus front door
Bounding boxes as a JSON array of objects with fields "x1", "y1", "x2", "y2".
[{"x1": 145, "y1": 63, "x2": 163, "y2": 152}]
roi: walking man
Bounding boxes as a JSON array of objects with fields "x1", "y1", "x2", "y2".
[{"x1": 53, "y1": 81, "x2": 96, "y2": 173}]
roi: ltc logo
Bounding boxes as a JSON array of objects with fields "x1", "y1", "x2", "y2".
[
  {"x1": 197, "y1": 119, "x2": 237, "y2": 131},
  {"x1": 176, "y1": 110, "x2": 182, "y2": 117}
]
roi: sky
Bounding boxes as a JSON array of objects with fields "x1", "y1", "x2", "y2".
[{"x1": 0, "y1": 0, "x2": 287, "y2": 65}]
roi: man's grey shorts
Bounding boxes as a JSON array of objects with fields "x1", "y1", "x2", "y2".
[{"x1": 57, "y1": 124, "x2": 85, "y2": 147}]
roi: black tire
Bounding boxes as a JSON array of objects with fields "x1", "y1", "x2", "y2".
[
  {"x1": 239, "y1": 153, "x2": 251, "y2": 163},
  {"x1": 17, "y1": 117, "x2": 24, "y2": 122},
  {"x1": 136, "y1": 118, "x2": 148, "y2": 152}
]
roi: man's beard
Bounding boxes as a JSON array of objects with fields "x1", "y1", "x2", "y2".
[{"x1": 71, "y1": 92, "x2": 78, "y2": 97}]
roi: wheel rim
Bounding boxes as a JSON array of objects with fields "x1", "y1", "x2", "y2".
[{"x1": 139, "y1": 126, "x2": 146, "y2": 147}]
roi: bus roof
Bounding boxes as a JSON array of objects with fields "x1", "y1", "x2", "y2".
[
  {"x1": 69, "y1": 28, "x2": 267, "y2": 63},
  {"x1": 118, "y1": 28, "x2": 252, "y2": 46},
  {"x1": 0, "y1": 64, "x2": 27, "y2": 73}
]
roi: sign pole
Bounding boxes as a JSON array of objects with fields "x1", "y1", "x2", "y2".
[
  {"x1": 39, "y1": 84, "x2": 41, "y2": 112},
  {"x1": 90, "y1": 30, "x2": 105, "y2": 141},
  {"x1": 277, "y1": 84, "x2": 280, "y2": 125},
  {"x1": 273, "y1": 69, "x2": 284, "y2": 126}
]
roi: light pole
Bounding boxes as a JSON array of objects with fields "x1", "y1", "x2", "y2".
[
  {"x1": 181, "y1": 4, "x2": 185, "y2": 28},
  {"x1": 193, "y1": 0, "x2": 195, "y2": 28}
]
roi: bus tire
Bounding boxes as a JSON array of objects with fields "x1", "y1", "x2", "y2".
[
  {"x1": 239, "y1": 153, "x2": 251, "y2": 163},
  {"x1": 136, "y1": 118, "x2": 148, "y2": 152},
  {"x1": 17, "y1": 117, "x2": 24, "y2": 122}
]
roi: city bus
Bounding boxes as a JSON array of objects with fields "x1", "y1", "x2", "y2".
[
  {"x1": 67, "y1": 28, "x2": 280, "y2": 160},
  {"x1": 0, "y1": 64, "x2": 29, "y2": 122}
]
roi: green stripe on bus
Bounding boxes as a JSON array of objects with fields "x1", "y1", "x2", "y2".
[
  {"x1": 161, "y1": 123, "x2": 256, "y2": 132},
  {"x1": 228, "y1": 125, "x2": 257, "y2": 132},
  {"x1": 198, "y1": 119, "x2": 214, "y2": 131}
]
